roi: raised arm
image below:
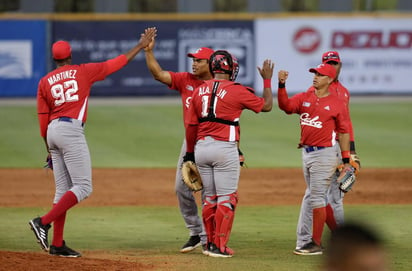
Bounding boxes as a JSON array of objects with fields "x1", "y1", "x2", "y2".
[
  {"x1": 125, "y1": 27, "x2": 157, "y2": 63},
  {"x1": 277, "y1": 70, "x2": 294, "y2": 113},
  {"x1": 144, "y1": 34, "x2": 173, "y2": 86},
  {"x1": 257, "y1": 59, "x2": 274, "y2": 112},
  {"x1": 104, "y1": 27, "x2": 157, "y2": 75}
]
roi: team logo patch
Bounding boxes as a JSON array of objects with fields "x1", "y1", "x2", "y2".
[
  {"x1": 300, "y1": 113, "x2": 323, "y2": 128},
  {"x1": 324, "y1": 105, "x2": 330, "y2": 111},
  {"x1": 303, "y1": 102, "x2": 311, "y2": 107},
  {"x1": 186, "y1": 85, "x2": 194, "y2": 91}
]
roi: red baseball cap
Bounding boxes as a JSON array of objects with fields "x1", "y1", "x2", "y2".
[
  {"x1": 187, "y1": 47, "x2": 214, "y2": 60},
  {"x1": 52, "y1": 40, "x2": 72, "y2": 60},
  {"x1": 309, "y1": 63, "x2": 337, "y2": 79},
  {"x1": 322, "y1": 51, "x2": 341, "y2": 64}
]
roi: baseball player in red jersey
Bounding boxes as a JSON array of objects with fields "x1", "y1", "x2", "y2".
[
  {"x1": 277, "y1": 63, "x2": 352, "y2": 255},
  {"x1": 185, "y1": 50, "x2": 274, "y2": 257},
  {"x1": 144, "y1": 36, "x2": 213, "y2": 253},
  {"x1": 29, "y1": 27, "x2": 157, "y2": 257},
  {"x1": 295, "y1": 51, "x2": 361, "y2": 251}
]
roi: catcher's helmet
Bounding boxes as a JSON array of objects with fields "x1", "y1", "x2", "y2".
[{"x1": 209, "y1": 50, "x2": 239, "y2": 81}]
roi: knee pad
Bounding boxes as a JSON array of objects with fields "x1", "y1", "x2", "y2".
[{"x1": 218, "y1": 192, "x2": 238, "y2": 210}]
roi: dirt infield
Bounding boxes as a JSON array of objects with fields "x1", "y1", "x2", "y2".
[{"x1": 1, "y1": 168, "x2": 411, "y2": 270}]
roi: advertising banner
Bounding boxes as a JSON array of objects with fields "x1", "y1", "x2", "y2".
[
  {"x1": 0, "y1": 20, "x2": 47, "y2": 97},
  {"x1": 255, "y1": 17, "x2": 412, "y2": 93},
  {"x1": 53, "y1": 20, "x2": 254, "y2": 96}
]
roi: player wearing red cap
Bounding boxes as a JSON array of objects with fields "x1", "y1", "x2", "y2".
[
  {"x1": 144, "y1": 37, "x2": 213, "y2": 253},
  {"x1": 295, "y1": 51, "x2": 361, "y2": 252},
  {"x1": 277, "y1": 63, "x2": 352, "y2": 255},
  {"x1": 29, "y1": 27, "x2": 157, "y2": 257},
  {"x1": 185, "y1": 50, "x2": 274, "y2": 257}
]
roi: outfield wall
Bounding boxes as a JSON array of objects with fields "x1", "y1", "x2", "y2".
[{"x1": 0, "y1": 13, "x2": 411, "y2": 97}]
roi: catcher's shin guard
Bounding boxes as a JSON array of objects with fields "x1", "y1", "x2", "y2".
[
  {"x1": 202, "y1": 195, "x2": 217, "y2": 244},
  {"x1": 214, "y1": 192, "x2": 238, "y2": 252}
]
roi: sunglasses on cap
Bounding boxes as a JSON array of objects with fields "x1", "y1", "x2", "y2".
[
  {"x1": 326, "y1": 60, "x2": 339, "y2": 65},
  {"x1": 323, "y1": 54, "x2": 339, "y2": 61}
]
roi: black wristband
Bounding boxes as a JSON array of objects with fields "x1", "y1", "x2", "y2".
[
  {"x1": 342, "y1": 158, "x2": 350, "y2": 164},
  {"x1": 278, "y1": 82, "x2": 285, "y2": 88},
  {"x1": 350, "y1": 141, "x2": 356, "y2": 152}
]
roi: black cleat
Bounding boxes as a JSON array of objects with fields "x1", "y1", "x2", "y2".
[
  {"x1": 180, "y1": 235, "x2": 201, "y2": 253},
  {"x1": 293, "y1": 240, "x2": 323, "y2": 255},
  {"x1": 50, "y1": 241, "x2": 81, "y2": 257},
  {"x1": 207, "y1": 243, "x2": 233, "y2": 258},
  {"x1": 29, "y1": 217, "x2": 51, "y2": 252}
]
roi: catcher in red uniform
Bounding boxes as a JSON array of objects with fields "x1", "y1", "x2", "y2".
[{"x1": 185, "y1": 50, "x2": 274, "y2": 257}]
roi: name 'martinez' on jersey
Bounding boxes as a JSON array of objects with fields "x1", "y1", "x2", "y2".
[{"x1": 47, "y1": 70, "x2": 77, "y2": 86}]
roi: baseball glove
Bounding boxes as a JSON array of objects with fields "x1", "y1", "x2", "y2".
[
  {"x1": 43, "y1": 153, "x2": 53, "y2": 170},
  {"x1": 181, "y1": 161, "x2": 203, "y2": 192},
  {"x1": 337, "y1": 166, "x2": 356, "y2": 193},
  {"x1": 337, "y1": 158, "x2": 360, "y2": 176}
]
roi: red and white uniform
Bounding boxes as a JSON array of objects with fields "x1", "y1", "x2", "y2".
[
  {"x1": 186, "y1": 80, "x2": 264, "y2": 145},
  {"x1": 168, "y1": 72, "x2": 206, "y2": 128},
  {"x1": 278, "y1": 88, "x2": 350, "y2": 147},
  {"x1": 37, "y1": 55, "x2": 128, "y2": 137},
  {"x1": 306, "y1": 81, "x2": 354, "y2": 141},
  {"x1": 186, "y1": 78, "x2": 265, "y2": 256}
]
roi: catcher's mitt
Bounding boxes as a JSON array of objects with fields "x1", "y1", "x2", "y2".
[
  {"x1": 337, "y1": 166, "x2": 356, "y2": 193},
  {"x1": 181, "y1": 161, "x2": 203, "y2": 192}
]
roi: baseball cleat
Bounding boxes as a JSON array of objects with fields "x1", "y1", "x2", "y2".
[
  {"x1": 180, "y1": 235, "x2": 201, "y2": 253},
  {"x1": 29, "y1": 217, "x2": 51, "y2": 252},
  {"x1": 207, "y1": 243, "x2": 233, "y2": 258},
  {"x1": 202, "y1": 243, "x2": 210, "y2": 256},
  {"x1": 293, "y1": 241, "x2": 323, "y2": 256},
  {"x1": 49, "y1": 241, "x2": 81, "y2": 257}
]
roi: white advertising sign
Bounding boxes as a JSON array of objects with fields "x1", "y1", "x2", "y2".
[{"x1": 255, "y1": 17, "x2": 412, "y2": 93}]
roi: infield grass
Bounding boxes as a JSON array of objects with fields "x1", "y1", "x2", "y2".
[
  {"x1": 1, "y1": 98, "x2": 411, "y2": 168},
  {"x1": 0, "y1": 205, "x2": 410, "y2": 271}
]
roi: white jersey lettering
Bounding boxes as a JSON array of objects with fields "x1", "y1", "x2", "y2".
[
  {"x1": 300, "y1": 113, "x2": 323, "y2": 128},
  {"x1": 216, "y1": 89, "x2": 227, "y2": 99},
  {"x1": 47, "y1": 70, "x2": 77, "y2": 86},
  {"x1": 198, "y1": 86, "x2": 210, "y2": 96}
]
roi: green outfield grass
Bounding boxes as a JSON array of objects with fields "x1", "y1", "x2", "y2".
[
  {"x1": 0, "y1": 205, "x2": 410, "y2": 271},
  {"x1": 0, "y1": 99, "x2": 411, "y2": 168}
]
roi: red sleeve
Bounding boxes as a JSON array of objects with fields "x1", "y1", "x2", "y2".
[
  {"x1": 168, "y1": 71, "x2": 186, "y2": 92},
  {"x1": 185, "y1": 124, "x2": 198, "y2": 153},
  {"x1": 344, "y1": 88, "x2": 355, "y2": 141},
  {"x1": 335, "y1": 105, "x2": 350, "y2": 134},
  {"x1": 278, "y1": 87, "x2": 303, "y2": 114},
  {"x1": 105, "y1": 54, "x2": 128, "y2": 75},
  {"x1": 238, "y1": 86, "x2": 265, "y2": 113},
  {"x1": 185, "y1": 90, "x2": 200, "y2": 126},
  {"x1": 36, "y1": 81, "x2": 50, "y2": 138},
  {"x1": 83, "y1": 55, "x2": 128, "y2": 83}
]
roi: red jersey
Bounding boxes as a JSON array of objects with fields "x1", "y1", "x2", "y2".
[
  {"x1": 187, "y1": 79, "x2": 265, "y2": 142},
  {"x1": 37, "y1": 55, "x2": 127, "y2": 137},
  {"x1": 306, "y1": 81, "x2": 354, "y2": 141},
  {"x1": 278, "y1": 88, "x2": 350, "y2": 147},
  {"x1": 168, "y1": 72, "x2": 206, "y2": 128}
]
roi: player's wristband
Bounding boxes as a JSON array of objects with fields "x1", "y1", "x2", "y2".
[
  {"x1": 342, "y1": 158, "x2": 350, "y2": 164},
  {"x1": 263, "y1": 79, "x2": 271, "y2": 88},
  {"x1": 278, "y1": 82, "x2": 285, "y2": 88},
  {"x1": 341, "y1": 150, "x2": 350, "y2": 164},
  {"x1": 350, "y1": 141, "x2": 356, "y2": 152}
]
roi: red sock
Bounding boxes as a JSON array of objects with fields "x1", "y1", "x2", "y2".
[
  {"x1": 41, "y1": 191, "x2": 77, "y2": 225},
  {"x1": 312, "y1": 207, "x2": 327, "y2": 245},
  {"x1": 52, "y1": 210, "x2": 66, "y2": 247},
  {"x1": 325, "y1": 204, "x2": 338, "y2": 231}
]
